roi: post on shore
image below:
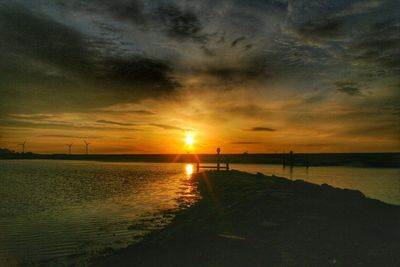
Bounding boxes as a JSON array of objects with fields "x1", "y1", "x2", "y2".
[
  {"x1": 196, "y1": 162, "x2": 200, "y2": 172},
  {"x1": 306, "y1": 154, "x2": 309, "y2": 169},
  {"x1": 289, "y1": 150, "x2": 294, "y2": 168},
  {"x1": 289, "y1": 151, "x2": 294, "y2": 180},
  {"x1": 216, "y1": 147, "x2": 221, "y2": 171},
  {"x1": 282, "y1": 153, "x2": 286, "y2": 168}
]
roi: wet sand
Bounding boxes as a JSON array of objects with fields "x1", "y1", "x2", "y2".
[{"x1": 96, "y1": 170, "x2": 400, "y2": 266}]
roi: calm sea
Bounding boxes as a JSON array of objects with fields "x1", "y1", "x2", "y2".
[{"x1": 0, "y1": 160, "x2": 399, "y2": 265}]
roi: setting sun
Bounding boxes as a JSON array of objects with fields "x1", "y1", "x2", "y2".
[{"x1": 185, "y1": 132, "x2": 194, "y2": 146}]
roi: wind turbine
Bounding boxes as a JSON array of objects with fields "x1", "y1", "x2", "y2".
[
  {"x1": 66, "y1": 143, "x2": 73, "y2": 155},
  {"x1": 18, "y1": 140, "x2": 26, "y2": 153},
  {"x1": 82, "y1": 138, "x2": 90, "y2": 155}
]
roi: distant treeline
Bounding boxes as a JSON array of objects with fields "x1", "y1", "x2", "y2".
[{"x1": 1, "y1": 148, "x2": 399, "y2": 167}]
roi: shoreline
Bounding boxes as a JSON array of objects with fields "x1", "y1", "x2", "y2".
[
  {"x1": 95, "y1": 170, "x2": 400, "y2": 266},
  {"x1": 1, "y1": 153, "x2": 400, "y2": 168}
]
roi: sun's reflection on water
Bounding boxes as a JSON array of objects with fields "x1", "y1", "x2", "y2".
[{"x1": 185, "y1": 164, "x2": 194, "y2": 178}]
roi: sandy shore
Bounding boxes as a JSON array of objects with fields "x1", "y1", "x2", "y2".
[{"x1": 96, "y1": 170, "x2": 400, "y2": 266}]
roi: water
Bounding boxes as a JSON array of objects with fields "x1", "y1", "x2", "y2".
[
  {"x1": 0, "y1": 160, "x2": 198, "y2": 266},
  {"x1": 231, "y1": 164, "x2": 400, "y2": 205},
  {"x1": 0, "y1": 160, "x2": 399, "y2": 266}
]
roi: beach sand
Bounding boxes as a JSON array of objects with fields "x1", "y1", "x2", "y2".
[{"x1": 96, "y1": 170, "x2": 400, "y2": 266}]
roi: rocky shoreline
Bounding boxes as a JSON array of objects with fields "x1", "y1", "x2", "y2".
[{"x1": 96, "y1": 170, "x2": 400, "y2": 266}]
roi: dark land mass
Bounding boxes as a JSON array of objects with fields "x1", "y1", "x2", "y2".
[
  {"x1": 96, "y1": 170, "x2": 400, "y2": 267},
  {"x1": 1, "y1": 148, "x2": 399, "y2": 167}
]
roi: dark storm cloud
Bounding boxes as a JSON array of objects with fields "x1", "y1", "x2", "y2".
[
  {"x1": 102, "y1": 0, "x2": 145, "y2": 24},
  {"x1": 97, "y1": 56, "x2": 178, "y2": 91},
  {"x1": 243, "y1": 127, "x2": 276, "y2": 132},
  {"x1": 57, "y1": 0, "x2": 146, "y2": 25},
  {"x1": 203, "y1": 56, "x2": 272, "y2": 82},
  {"x1": 231, "y1": 36, "x2": 246, "y2": 47},
  {"x1": 96, "y1": 120, "x2": 135, "y2": 126},
  {"x1": 350, "y1": 19, "x2": 400, "y2": 73},
  {"x1": 287, "y1": 1, "x2": 345, "y2": 39},
  {"x1": 297, "y1": 18, "x2": 342, "y2": 39},
  {"x1": 390, "y1": 104, "x2": 400, "y2": 116},
  {"x1": 155, "y1": 4, "x2": 204, "y2": 41},
  {"x1": 244, "y1": 44, "x2": 253, "y2": 51},
  {"x1": 288, "y1": 0, "x2": 400, "y2": 73},
  {"x1": 0, "y1": 6, "x2": 94, "y2": 69},
  {"x1": 58, "y1": 0, "x2": 206, "y2": 42},
  {"x1": 0, "y1": 5, "x2": 179, "y2": 113},
  {"x1": 200, "y1": 45, "x2": 216, "y2": 57},
  {"x1": 335, "y1": 81, "x2": 363, "y2": 96},
  {"x1": 205, "y1": 66, "x2": 256, "y2": 81},
  {"x1": 1, "y1": 1, "x2": 399, "y2": 135},
  {"x1": 303, "y1": 93, "x2": 328, "y2": 104},
  {"x1": 337, "y1": 86, "x2": 362, "y2": 96}
]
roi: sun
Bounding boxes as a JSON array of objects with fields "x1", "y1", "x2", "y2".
[{"x1": 185, "y1": 132, "x2": 194, "y2": 146}]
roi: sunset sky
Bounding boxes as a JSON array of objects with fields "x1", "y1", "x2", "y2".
[{"x1": 0, "y1": 0, "x2": 399, "y2": 154}]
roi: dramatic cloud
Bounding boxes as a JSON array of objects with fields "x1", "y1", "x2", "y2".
[
  {"x1": 335, "y1": 81, "x2": 363, "y2": 96},
  {"x1": 155, "y1": 4, "x2": 204, "y2": 41},
  {"x1": 129, "y1": 110, "x2": 155, "y2": 115},
  {"x1": 0, "y1": 119, "x2": 134, "y2": 131},
  {"x1": 96, "y1": 120, "x2": 135, "y2": 126},
  {"x1": 1, "y1": 0, "x2": 399, "y2": 153},
  {"x1": 297, "y1": 18, "x2": 342, "y2": 39},
  {"x1": 56, "y1": 0, "x2": 146, "y2": 25},
  {"x1": 149, "y1": 123, "x2": 184, "y2": 131},
  {"x1": 231, "y1": 36, "x2": 246, "y2": 47},
  {"x1": 0, "y1": 4, "x2": 179, "y2": 113},
  {"x1": 350, "y1": 20, "x2": 400, "y2": 74},
  {"x1": 244, "y1": 127, "x2": 276, "y2": 132}
]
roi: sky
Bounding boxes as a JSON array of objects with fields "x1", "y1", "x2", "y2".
[{"x1": 0, "y1": 0, "x2": 399, "y2": 154}]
